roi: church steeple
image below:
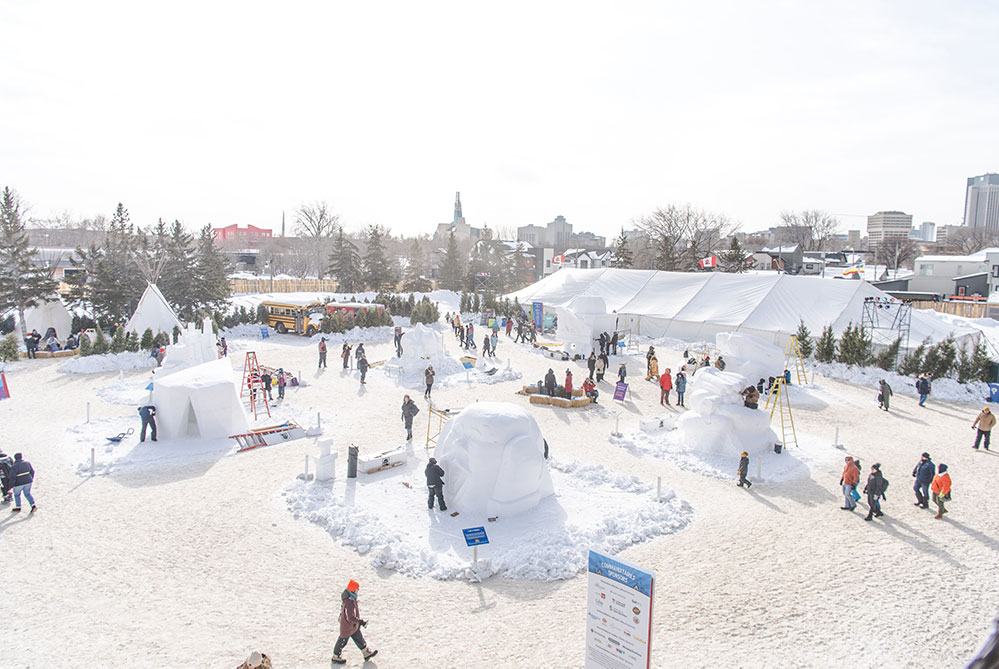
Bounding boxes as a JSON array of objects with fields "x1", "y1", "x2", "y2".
[{"x1": 453, "y1": 191, "x2": 463, "y2": 224}]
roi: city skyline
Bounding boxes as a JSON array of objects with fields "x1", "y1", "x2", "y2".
[{"x1": 2, "y1": 1, "x2": 997, "y2": 238}]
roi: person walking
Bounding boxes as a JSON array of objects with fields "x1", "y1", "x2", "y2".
[
  {"x1": 737, "y1": 451, "x2": 752, "y2": 488},
  {"x1": 931, "y1": 463, "x2": 951, "y2": 519},
  {"x1": 137, "y1": 404, "x2": 158, "y2": 443},
  {"x1": 425, "y1": 457, "x2": 446, "y2": 510},
  {"x1": 330, "y1": 580, "x2": 377, "y2": 664},
  {"x1": 597, "y1": 332, "x2": 607, "y2": 356},
  {"x1": 659, "y1": 368, "x2": 672, "y2": 406},
  {"x1": 609, "y1": 332, "x2": 619, "y2": 356},
  {"x1": 587, "y1": 352, "x2": 597, "y2": 381},
  {"x1": 355, "y1": 343, "x2": 365, "y2": 364},
  {"x1": 916, "y1": 373, "x2": 931, "y2": 407},
  {"x1": 220, "y1": 337, "x2": 228, "y2": 357},
  {"x1": 466, "y1": 325, "x2": 476, "y2": 350},
  {"x1": 394, "y1": 328, "x2": 404, "y2": 358},
  {"x1": 840, "y1": 456, "x2": 860, "y2": 510},
  {"x1": 646, "y1": 346, "x2": 656, "y2": 376},
  {"x1": 877, "y1": 379, "x2": 893, "y2": 412},
  {"x1": 617, "y1": 362, "x2": 627, "y2": 384},
  {"x1": 675, "y1": 370, "x2": 687, "y2": 407},
  {"x1": 863, "y1": 463, "x2": 886, "y2": 521},
  {"x1": 482, "y1": 334, "x2": 491, "y2": 357},
  {"x1": 401, "y1": 395, "x2": 420, "y2": 440},
  {"x1": 972, "y1": 406, "x2": 995, "y2": 450},
  {"x1": 342, "y1": 342, "x2": 352, "y2": 369},
  {"x1": 595, "y1": 354, "x2": 607, "y2": 383},
  {"x1": 490, "y1": 332, "x2": 498, "y2": 356},
  {"x1": 564, "y1": 370, "x2": 574, "y2": 398},
  {"x1": 9, "y1": 453, "x2": 36, "y2": 513},
  {"x1": 358, "y1": 355, "x2": 369, "y2": 385},
  {"x1": 505, "y1": 318, "x2": 513, "y2": 337},
  {"x1": 544, "y1": 368, "x2": 557, "y2": 397},
  {"x1": 277, "y1": 368, "x2": 287, "y2": 400},
  {"x1": 318, "y1": 337, "x2": 328, "y2": 368},
  {"x1": 912, "y1": 452, "x2": 935, "y2": 509},
  {"x1": 424, "y1": 365, "x2": 435, "y2": 399},
  {"x1": 646, "y1": 355, "x2": 659, "y2": 381}
]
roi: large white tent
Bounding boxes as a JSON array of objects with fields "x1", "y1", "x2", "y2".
[
  {"x1": 125, "y1": 283, "x2": 184, "y2": 337},
  {"x1": 151, "y1": 358, "x2": 249, "y2": 440},
  {"x1": 17, "y1": 297, "x2": 73, "y2": 338},
  {"x1": 509, "y1": 268, "x2": 978, "y2": 349}
]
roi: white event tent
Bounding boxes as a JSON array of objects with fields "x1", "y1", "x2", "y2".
[
  {"x1": 125, "y1": 283, "x2": 184, "y2": 337},
  {"x1": 509, "y1": 268, "x2": 978, "y2": 350}
]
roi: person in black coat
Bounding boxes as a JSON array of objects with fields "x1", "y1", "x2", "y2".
[
  {"x1": 597, "y1": 332, "x2": 607, "y2": 356},
  {"x1": 609, "y1": 332, "x2": 619, "y2": 356},
  {"x1": 864, "y1": 463, "x2": 886, "y2": 521},
  {"x1": 587, "y1": 352, "x2": 597, "y2": 381},
  {"x1": 425, "y1": 458, "x2": 447, "y2": 510},
  {"x1": 358, "y1": 355, "x2": 369, "y2": 384},
  {"x1": 544, "y1": 368, "x2": 557, "y2": 396},
  {"x1": 9, "y1": 452, "x2": 36, "y2": 512},
  {"x1": 912, "y1": 452, "x2": 935, "y2": 509},
  {"x1": 401, "y1": 395, "x2": 420, "y2": 440},
  {"x1": 0, "y1": 450, "x2": 13, "y2": 503},
  {"x1": 138, "y1": 405, "x2": 157, "y2": 442},
  {"x1": 737, "y1": 451, "x2": 752, "y2": 488}
]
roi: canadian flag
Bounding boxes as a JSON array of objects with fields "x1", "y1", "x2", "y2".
[
  {"x1": 551, "y1": 254, "x2": 564, "y2": 265},
  {"x1": 699, "y1": 255, "x2": 718, "y2": 269}
]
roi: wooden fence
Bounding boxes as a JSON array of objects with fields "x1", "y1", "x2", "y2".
[
  {"x1": 229, "y1": 278, "x2": 340, "y2": 294},
  {"x1": 909, "y1": 300, "x2": 988, "y2": 318}
]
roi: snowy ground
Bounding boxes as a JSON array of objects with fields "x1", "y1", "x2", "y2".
[{"x1": 2, "y1": 318, "x2": 999, "y2": 667}]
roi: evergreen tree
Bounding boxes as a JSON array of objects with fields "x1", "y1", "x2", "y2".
[
  {"x1": 956, "y1": 344, "x2": 973, "y2": 383},
  {"x1": 815, "y1": 324, "x2": 837, "y2": 363},
  {"x1": 837, "y1": 322, "x2": 872, "y2": 366},
  {"x1": 141, "y1": 328, "x2": 155, "y2": 350},
  {"x1": 403, "y1": 240, "x2": 432, "y2": 292},
  {"x1": 362, "y1": 225, "x2": 394, "y2": 291},
  {"x1": 971, "y1": 338, "x2": 993, "y2": 382},
  {"x1": 91, "y1": 323, "x2": 109, "y2": 355},
  {"x1": 160, "y1": 220, "x2": 196, "y2": 319},
  {"x1": 410, "y1": 296, "x2": 441, "y2": 325},
  {"x1": 720, "y1": 236, "x2": 746, "y2": 273},
  {"x1": 191, "y1": 225, "x2": 232, "y2": 313},
  {"x1": 920, "y1": 340, "x2": 942, "y2": 378},
  {"x1": 899, "y1": 340, "x2": 927, "y2": 377},
  {"x1": 0, "y1": 187, "x2": 59, "y2": 340},
  {"x1": 459, "y1": 291, "x2": 470, "y2": 313},
  {"x1": 328, "y1": 227, "x2": 363, "y2": 292},
  {"x1": 795, "y1": 319, "x2": 813, "y2": 358},
  {"x1": 78, "y1": 332, "x2": 92, "y2": 356},
  {"x1": 874, "y1": 337, "x2": 902, "y2": 371},
  {"x1": 923, "y1": 335, "x2": 957, "y2": 378},
  {"x1": 110, "y1": 325, "x2": 127, "y2": 353},
  {"x1": 0, "y1": 332, "x2": 20, "y2": 362},
  {"x1": 472, "y1": 292, "x2": 481, "y2": 312},
  {"x1": 610, "y1": 228, "x2": 633, "y2": 268},
  {"x1": 438, "y1": 231, "x2": 465, "y2": 291},
  {"x1": 126, "y1": 331, "x2": 140, "y2": 352}
]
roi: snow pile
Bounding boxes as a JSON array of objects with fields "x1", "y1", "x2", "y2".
[
  {"x1": 57, "y1": 351, "x2": 158, "y2": 374},
  {"x1": 716, "y1": 332, "x2": 786, "y2": 385},
  {"x1": 435, "y1": 402, "x2": 554, "y2": 517},
  {"x1": 283, "y1": 455, "x2": 691, "y2": 581},
  {"x1": 812, "y1": 361, "x2": 991, "y2": 403},
  {"x1": 151, "y1": 358, "x2": 249, "y2": 440},
  {"x1": 676, "y1": 367, "x2": 780, "y2": 457}
]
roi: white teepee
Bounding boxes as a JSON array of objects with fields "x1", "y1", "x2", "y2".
[
  {"x1": 124, "y1": 283, "x2": 184, "y2": 337},
  {"x1": 18, "y1": 296, "x2": 73, "y2": 338}
]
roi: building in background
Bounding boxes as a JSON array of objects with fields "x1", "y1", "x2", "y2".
[
  {"x1": 434, "y1": 192, "x2": 482, "y2": 242},
  {"x1": 918, "y1": 221, "x2": 937, "y2": 242},
  {"x1": 964, "y1": 173, "x2": 999, "y2": 231},
  {"x1": 846, "y1": 230, "x2": 861, "y2": 248},
  {"x1": 866, "y1": 211, "x2": 913, "y2": 246},
  {"x1": 212, "y1": 224, "x2": 272, "y2": 246},
  {"x1": 936, "y1": 225, "x2": 955, "y2": 248},
  {"x1": 909, "y1": 247, "x2": 999, "y2": 296}
]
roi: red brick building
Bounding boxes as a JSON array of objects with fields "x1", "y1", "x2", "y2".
[{"x1": 213, "y1": 224, "x2": 273, "y2": 246}]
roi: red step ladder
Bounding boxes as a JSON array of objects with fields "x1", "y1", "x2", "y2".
[{"x1": 241, "y1": 352, "x2": 271, "y2": 420}]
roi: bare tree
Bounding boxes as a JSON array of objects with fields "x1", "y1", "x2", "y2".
[
  {"x1": 947, "y1": 227, "x2": 999, "y2": 255},
  {"x1": 635, "y1": 204, "x2": 736, "y2": 271},
  {"x1": 295, "y1": 201, "x2": 339, "y2": 279},
  {"x1": 777, "y1": 210, "x2": 840, "y2": 252},
  {"x1": 877, "y1": 237, "x2": 918, "y2": 279}
]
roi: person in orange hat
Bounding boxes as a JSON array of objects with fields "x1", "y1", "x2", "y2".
[
  {"x1": 972, "y1": 407, "x2": 995, "y2": 450},
  {"x1": 331, "y1": 580, "x2": 377, "y2": 664}
]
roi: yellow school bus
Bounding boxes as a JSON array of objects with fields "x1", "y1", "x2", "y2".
[{"x1": 260, "y1": 299, "x2": 325, "y2": 336}]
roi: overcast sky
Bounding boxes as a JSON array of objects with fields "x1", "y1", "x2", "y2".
[{"x1": 2, "y1": 1, "x2": 997, "y2": 239}]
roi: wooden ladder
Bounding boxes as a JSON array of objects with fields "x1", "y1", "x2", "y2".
[{"x1": 766, "y1": 376, "x2": 798, "y2": 448}]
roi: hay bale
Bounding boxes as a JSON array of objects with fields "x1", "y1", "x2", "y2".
[
  {"x1": 571, "y1": 397, "x2": 591, "y2": 408},
  {"x1": 550, "y1": 397, "x2": 572, "y2": 408},
  {"x1": 529, "y1": 394, "x2": 551, "y2": 405},
  {"x1": 571, "y1": 388, "x2": 584, "y2": 397},
  {"x1": 522, "y1": 385, "x2": 539, "y2": 394}
]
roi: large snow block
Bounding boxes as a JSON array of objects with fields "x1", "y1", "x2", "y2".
[
  {"x1": 716, "y1": 332, "x2": 785, "y2": 385},
  {"x1": 435, "y1": 402, "x2": 554, "y2": 517},
  {"x1": 676, "y1": 367, "x2": 778, "y2": 457},
  {"x1": 151, "y1": 358, "x2": 250, "y2": 440}
]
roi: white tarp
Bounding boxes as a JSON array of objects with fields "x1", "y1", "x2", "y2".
[
  {"x1": 18, "y1": 297, "x2": 73, "y2": 338},
  {"x1": 151, "y1": 358, "x2": 249, "y2": 440},
  {"x1": 125, "y1": 283, "x2": 184, "y2": 337},
  {"x1": 509, "y1": 268, "x2": 978, "y2": 350}
]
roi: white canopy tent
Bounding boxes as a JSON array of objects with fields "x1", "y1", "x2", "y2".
[
  {"x1": 509, "y1": 268, "x2": 978, "y2": 350},
  {"x1": 125, "y1": 283, "x2": 184, "y2": 337},
  {"x1": 151, "y1": 358, "x2": 249, "y2": 440}
]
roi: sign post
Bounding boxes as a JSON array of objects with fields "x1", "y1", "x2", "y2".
[
  {"x1": 532, "y1": 301, "x2": 543, "y2": 330},
  {"x1": 585, "y1": 549, "x2": 655, "y2": 668},
  {"x1": 613, "y1": 382, "x2": 629, "y2": 402},
  {"x1": 462, "y1": 526, "x2": 489, "y2": 566}
]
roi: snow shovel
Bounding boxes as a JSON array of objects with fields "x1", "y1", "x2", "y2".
[{"x1": 105, "y1": 427, "x2": 135, "y2": 444}]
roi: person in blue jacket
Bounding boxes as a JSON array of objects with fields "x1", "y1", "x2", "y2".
[
  {"x1": 9, "y1": 453, "x2": 36, "y2": 513},
  {"x1": 675, "y1": 371, "x2": 687, "y2": 407},
  {"x1": 138, "y1": 405, "x2": 158, "y2": 442},
  {"x1": 912, "y1": 451, "x2": 935, "y2": 509}
]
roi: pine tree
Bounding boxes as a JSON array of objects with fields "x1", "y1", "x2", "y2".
[
  {"x1": 899, "y1": 339, "x2": 927, "y2": 376},
  {"x1": 459, "y1": 291, "x2": 470, "y2": 312},
  {"x1": 0, "y1": 332, "x2": 20, "y2": 362},
  {"x1": 402, "y1": 239, "x2": 432, "y2": 292},
  {"x1": 795, "y1": 319, "x2": 813, "y2": 358},
  {"x1": 815, "y1": 324, "x2": 837, "y2": 363},
  {"x1": 91, "y1": 323, "x2": 109, "y2": 355},
  {"x1": 611, "y1": 228, "x2": 633, "y2": 268},
  {"x1": 191, "y1": 225, "x2": 231, "y2": 313},
  {"x1": 78, "y1": 331, "x2": 92, "y2": 356},
  {"x1": 971, "y1": 338, "x2": 992, "y2": 382},
  {"x1": 0, "y1": 187, "x2": 59, "y2": 341},
  {"x1": 160, "y1": 220, "x2": 196, "y2": 319},
  {"x1": 875, "y1": 337, "x2": 902, "y2": 371},
  {"x1": 141, "y1": 328, "x2": 155, "y2": 350},
  {"x1": 438, "y1": 231, "x2": 465, "y2": 291},
  {"x1": 921, "y1": 340, "x2": 942, "y2": 378},
  {"x1": 472, "y1": 292, "x2": 481, "y2": 312},
  {"x1": 956, "y1": 344, "x2": 973, "y2": 383},
  {"x1": 125, "y1": 331, "x2": 140, "y2": 352},
  {"x1": 328, "y1": 227, "x2": 363, "y2": 292},
  {"x1": 110, "y1": 325, "x2": 127, "y2": 353},
  {"x1": 720, "y1": 236, "x2": 746, "y2": 273},
  {"x1": 924, "y1": 336, "x2": 957, "y2": 379},
  {"x1": 362, "y1": 225, "x2": 394, "y2": 291}
]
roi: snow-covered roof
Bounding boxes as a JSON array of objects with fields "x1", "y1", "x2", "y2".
[
  {"x1": 761, "y1": 244, "x2": 800, "y2": 254},
  {"x1": 916, "y1": 247, "x2": 999, "y2": 263},
  {"x1": 508, "y1": 267, "x2": 976, "y2": 347},
  {"x1": 953, "y1": 271, "x2": 988, "y2": 281}
]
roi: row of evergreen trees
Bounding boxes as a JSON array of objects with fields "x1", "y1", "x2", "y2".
[
  {"x1": 796, "y1": 320, "x2": 992, "y2": 382},
  {"x1": 457, "y1": 292, "x2": 524, "y2": 318}
]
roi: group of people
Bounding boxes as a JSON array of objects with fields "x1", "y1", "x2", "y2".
[
  {"x1": 0, "y1": 451, "x2": 36, "y2": 513},
  {"x1": 641, "y1": 346, "x2": 688, "y2": 407},
  {"x1": 510, "y1": 314, "x2": 538, "y2": 345},
  {"x1": 838, "y1": 451, "x2": 953, "y2": 521},
  {"x1": 338, "y1": 341, "x2": 370, "y2": 384},
  {"x1": 448, "y1": 314, "x2": 478, "y2": 351},
  {"x1": 22, "y1": 327, "x2": 82, "y2": 357}
]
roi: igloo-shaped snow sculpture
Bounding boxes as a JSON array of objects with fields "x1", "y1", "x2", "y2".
[
  {"x1": 556, "y1": 296, "x2": 618, "y2": 356},
  {"x1": 676, "y1": 367, "x2": 779, "y2": 457},
  {"x1": 716, "y1": 332, "x2": 786, "y2": 386},
  {"x1": 434, "y1": 402, "x2": 554, "y2": 517},
  {"x1": 395, "y1": 324, "x2": 446, "y2": 369}
]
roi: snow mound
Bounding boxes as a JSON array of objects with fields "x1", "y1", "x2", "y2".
[
  {"x1": 435, "y1": 402, "x2": 554, "y2": 517},
  {"x1": 57, "y1": 351, "x2": 158, "y2": 374},
  {"x1": 283, "y1": 456, "x2": 691, "y2": 581},
  {"x1": 812, "y1": 361, "x2": 990, "y2": 403},
  {"x1": 716, "y1": 332, "x2": 786, "y2": 385}
]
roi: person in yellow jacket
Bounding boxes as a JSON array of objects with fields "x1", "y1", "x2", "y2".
[
  {"x1": 972, "y1": 407, "x2": 995, "y2": 450},
  {"x1": 930, "y1": 464, "x2": 951, "y2": 519}
]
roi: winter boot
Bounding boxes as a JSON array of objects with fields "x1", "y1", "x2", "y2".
[
  {"x1": 934, "y1": 513, "x2": 943, "y2": 519},
  {"x1": 10, "y1": 507, "x2": 20, "y2": 513},
  {"x1": 331, "y1": 654, "x2": 346, "y2": 664},
  {"x1": 362, "y1": 647, "x2": 378, "y2": 660}
]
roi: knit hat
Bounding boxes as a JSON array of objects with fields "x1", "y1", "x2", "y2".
[
  {"x1": 872, "y1": 462, "x2": 881, "y2": 470},
  {"x1": 14, "y1": 452, "x2": 22, "y2": 461},
  {"x1": 938, "y1": 463, "x2": 948, "y2": 473},
  {"x1": 741, "y1": 451, "x2": 748, "y2": 457},
  {"x1": 347, "y1": 579, "x2": 359, "y2": 593},
  {"x1": 245, "y1": 651, "x2": 263, "y2": 668},
  {"x1": 428, "y1": 457, "x2": 437, "y2": 464},
  {"x1": 845, "y1": 456, "x2": 853, "y2": 462},
  {"x1": 921, "y1": 452, "x2": 931, "y2": 459}
]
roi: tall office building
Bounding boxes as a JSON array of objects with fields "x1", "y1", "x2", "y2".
[
  {"x1": 866, "y1": 211, "x2": 913, "y2": 245},
  {"x1": 965, "y1": 173, "x2": 999, "y2": 231},
  {"x1": 919, "y1": 221, "x2": 936, "y2": 242}
]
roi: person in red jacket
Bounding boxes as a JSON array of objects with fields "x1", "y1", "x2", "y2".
[
  {"x1": 931, "y1": 464, "x2": 951, "y2": 519},
  {"x1": 659, "y1": 368, "x2": 673, "y2": 406},
  {"x1": 331, "y1": 580, "x2": 377, "y2": 664},
  {"x1": 564, "y1": 370, "x2": 573, "y2": 398},
  {"x1": 840, "y1": 456, "x2": 860, "y2": 511},
  {"x1": 582, "y1": 377, "x2": 599, "y2": 403}
]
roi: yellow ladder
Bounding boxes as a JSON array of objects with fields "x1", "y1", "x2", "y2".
[
  {"x1": 766, "y1": 377, "x2": 798, "y2": 448},
  {"x1": 425, "y1": 406, "x2": 458, "y2": 450},
  {"x1": 783, "y1": 335, "x2": 808, "y2": 386}
]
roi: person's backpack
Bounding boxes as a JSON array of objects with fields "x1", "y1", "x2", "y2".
[{"x1": 880, "y1": 477, "x2": 889, "y2": 499}]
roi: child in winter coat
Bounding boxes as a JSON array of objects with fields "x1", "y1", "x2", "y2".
[
  {"x1": 931, "y1": 464, "x2": 951, "y2": 519},
  {"x1": 331, "y1": 580, "x2": 377, "y2": 664},
  {"x1": 737, "y1": 452, "x2": 752, "y2": 488},
  {"x1": 617, "y1": 363, "x2": 627, "y2": 384},
  {"x1": 277, "y1": 369, "x2": 287, "y2": 399},
  {"x1": 646, "y1": 355, "x2": 659, "y2": 381}
]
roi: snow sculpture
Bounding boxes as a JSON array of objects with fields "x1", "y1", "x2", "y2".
[
  {"x1": 434, "y1": 402, "x2": 554, "y2": 516},
  {"x1": 715, "y1": 332, "x2": 785, "y2": 386},
  {"x1": 556, "y1": 296, "x2": 617, "y2": 356},
  {"x1": 162, "y1": 318, "x2": 218, "y2": 373},
  {"x1": 151, "y1": 358, "x2": 250, "y2": 440},
  {"x1": 675, "y1": 367, "x2": 779, "y2": 457}
]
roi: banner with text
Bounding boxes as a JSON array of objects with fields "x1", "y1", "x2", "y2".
[{"x1": 585, "y1": 549, "x2": 654, "y2": 669}]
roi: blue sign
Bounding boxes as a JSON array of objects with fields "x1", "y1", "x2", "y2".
[
  {"x1": 532, "y1": 301, "x2": 543, "y2": 329},
  {"x1": 990, "y1": 384, "x2": 999, "y2": 403},
  {"x1": 260, "y1": 326, "x2": 270, "y2": 339},
  {"x1": 462, "y1": 526, "x2": 489, "y2": 547},
  {"x1": 587, "y1": 550, "x2": 654, "y2": 598},
  {"x1": 145, "y1": 382, "x2": 154, "y2": 391}
]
